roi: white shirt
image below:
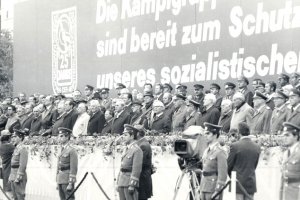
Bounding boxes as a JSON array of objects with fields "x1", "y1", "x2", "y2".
[{"x1": 72, "y1": 112, "x2": 90, "y2": 137}]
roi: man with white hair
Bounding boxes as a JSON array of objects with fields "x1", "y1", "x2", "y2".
[
  {"x1": 144, "y1": 100, "x2": 171, "y2": 134},
  {"x1": 111, "y1": 99, "x2": 131, "y2": 134},
  {"x1": 218, "y1": 99, "x2": 233, "y2": 134},
  {"x1": 230, "y1": 92, "x2": 254, "y2": 131},
  {"x1": 73, "y1": 102, "x2": 90, "y2": 137},
  {"x1": 198, "y1": 93, "x2": 220, "y2": 128},
  {"x1": 87, "y1": 100, "x2": 105, "y2": 135}
]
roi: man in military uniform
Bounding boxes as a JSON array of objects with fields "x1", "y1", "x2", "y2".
[
  {"x1": 172, "y1": 94, "x2": 187, "y2": 132},
  {"x1": 237, "y1": 75, "x2": 253, "y2": 107},
  {"x1": 278, "y1": 73, "x2": 291, "y2": 89},
  {"x1": 184, "y1": 99, "x2": 201, "y2": 130},
  {"x1": 163, "y1": 83, "x2": 173, "y2": 93},
  {"x1": 9, "y1": 129, "x2": 28, "y2": 200},
  {"x1": 193, "y1": 84, "x2": 205, "y2": 112},
  {"x1": 249, "y1": 91, "x2": 272, "y2": 135},
  {"x1": 271, "y1": 91, "x2": 289, "y2": 134},
  {"x1": 57, "y1": 127, "x2": 78, "y2": 200},
  {"x1": 100, "y1": 88, "x2": 112, "y2": 110},
  {"x1": 281, "y1": 122, "x2": 300, "y2": 200},
  {"x1": 210, "y1": 83, "x2": 223, "y2": 111},
  {"x1": 287, "y1": 88, "x2": 300, "y2": 127},
  {"x1": 117, "y1": 124, "x2": 143, "y2": 200},
  {"x1": 223, "y1": 82, "x2": 236, "y2": 101},
  {"x1": 200, "y1": 122, "x2": 227, "y2": 200}
]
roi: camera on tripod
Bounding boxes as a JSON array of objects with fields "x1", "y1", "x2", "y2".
[{"x1": 174, "y1": 126, "x2": 207, "y2": 160}]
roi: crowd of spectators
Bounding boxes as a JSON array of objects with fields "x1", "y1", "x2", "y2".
[{"x1": 0, "y1": 72, "x2": 300, "y2": 137}]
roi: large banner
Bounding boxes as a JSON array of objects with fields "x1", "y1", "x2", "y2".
[{"x1": 13, "y1": 0, "x2": 300, "y2": 95}]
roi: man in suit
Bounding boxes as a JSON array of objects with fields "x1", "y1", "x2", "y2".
[
  {"x1": 228, "y1": 122, "x2": 261, "y2": 200},
  {"x1": 280, "y1": 122, "x2": 300, "y2": 200},
  {"x1": 61, "y1": 99, "x2": 78, "y2": 130},
  {"x1": 144, "y1": 100, "x2": 171, "y2": 134},
  {"x1": 117, "y1": 124, "x2": 143, "y2": 200},
  {"x1": 154, "y1": 83, "x2": 164, "y2": 102},
  {"x1": 0, "y1": 130, "x2": 15, "y2": 194},
  {"x1": 87, "y1": 100, "x2": 105, "y2": 135},
  {"x1": 200, "y1": 122, "x2": 227, "y2": 200},
  {"x1": 122, "y1": 93, "x2": 134, "y2": 117},
  {"x1": 172, "y1": 94, "x2": 187, "y2": 132},
  {"x1": 130, "y1": 101, "x2": 145, "y2": 125},
  {"x1": 111, "y1": 99, "x2": 131, "y2": 134},
  {"x1": 184, "y1": 99, "x2": 201, "y2": 130},
  {"x1": 41, "y1": 95, "x2": 58, "y2": 133},
  {"x1": 198, "y1": 93, "x2": 220, "y2": 128},
  {"x1": 84, "y1": 84, "x2": 94, "y2": 101},
  {"x1": 56, "y1": 127, "x2": 78, "y2": 200},
  {"x1": 135, "y1": 125, "x2": 153, "y2": 200},
  {"x1": 271, "y1": 91, "x2": 289, "y2": 134},
  {"x1": 5, "y1": 105, "x2": 21, "y2": 133},
  {"x1": 287, "y1": 88, "x2": 300, "y2": 127},
  {"x1": 9, "y1": 129, "x2": 28, "y2": 200},
  {"x1": 218, "y1": 99, "x2": 233, "y2": 134},
  {"x1": 21, "y1": 104, "x2": 34, "y2": 131},
  {"x1": 29, "y1": 106, "x2": 43, "y2": 136},
  {"x1": 237, "y1": 75, "x2": 253, "y2": 107},
  {"x1": 100, "y1": 88, "x2": 112, "y2": 110},
  {"x1": 162, "y1": 92, "x2": 175, "y2": 117},
  {"x1": 250, "y1": 91, "x2": 272, "y2": 135}
]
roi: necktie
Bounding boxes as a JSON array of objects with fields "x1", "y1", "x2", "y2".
[
  {"x1": 287, "y1": 149, "x2": 291, "y2": 157},
  {"x1": 291, "y1": 107, "x2": 294, "y2": 113}
]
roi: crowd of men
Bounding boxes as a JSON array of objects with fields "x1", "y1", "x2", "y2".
[{"x1": 0, "y1": 72, "x2": 299, "y2": 199}]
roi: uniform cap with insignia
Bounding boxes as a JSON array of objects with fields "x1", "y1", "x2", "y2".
[
  {"x1": 133, "y1": 124, "x2": 146, "y2": 134},
  {"x1": 224, "y1": 82, "x2": 236, "y2": 89},
  {"x1": 163, "y1": 83, "x2": 173, "y2": 91},
  {"x1": 278, "y1": 73, "x2": 290, "y2": 81},
  {"x1": 92, "y1": 92, "x2": 101, "y2": 100},
  {"x1": 143, "y1": 91, "x2": 154, "y2": 98},
  {"x1": 123, "y1": 124, "x2": 139, "y2": 134},
  {"x1": 203, "y1": 122, "x2": 222, "y2": 135},
  {"x1": 174, "y1": 94, "x2": 187, "y2": 100},
  {"x1": 210, "y1": 83, "x2": 221, "y2": 90},
  {"x1": 289, "y1": 88, "x2": 300, "y2": 97},
  {"x1": 193, "y1": 84, "x2": 204, "y2": 89},
  {"x1": 153, "y1": 100, "x2": 165, "y2": 108},
  {"x1": 85, "y1": 85, "x2": 94, "y2": 91},
  {"x1": 253, "y1": 91, "x2": 268, "y2": 100},
  {"x1": 176, "y1": 84, "x2": 187, "y2": 90},
  {"x1": 20, "y1": 100, "x2": 28, "y2": 106},
  {"x1": 58, "y1": 127, "x2": 73, "y2": 136},
  {"x1": 100, "y1": 88, "x2": 109, "y2": 94},
  {"x1": 291, "y1": 72, "x2": 300, "y2": 78},
  {"x1": 116, "y1": 83, "x2": 126, "y2": 89},
  {"x1": 282, "y1": 122, "x2": 300, "y2": 135},
  {"x1": 237, "y1": 75, "x2": 249, "y2": 85},
  {"x1": 273, "y1": 90, "x2": 289, "y2": 100},
  {"x1": 188, "y1": 99, "x2": 201, "y2": 107}
]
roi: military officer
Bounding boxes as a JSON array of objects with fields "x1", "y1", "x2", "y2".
[
  {"x1": 117, "y1": 124, "x2": 143, "y2": 200},
  {"x1": 9, "y1": 129, "x2": 28, "y2": 200},
  {"x1": 200, "y1": 122, "x2": 227, "y2": 200},
  {"x1": 281, "y1": 122, "x2": 300, "y2": 200},
  {"x1": 100, "y1": 88, "x2": 112, "y2": 110},
  {"x1": 271, "y1": 91, "x2": 289, "y2": 134},
  {"x1": 57, "y1": 127, "x2": 78, "y2": 200}
]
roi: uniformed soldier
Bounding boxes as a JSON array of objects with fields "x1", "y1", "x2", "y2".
[
  {"x1": 223, "y1": 82, "x2": 236, "y2": 101},
  {"x1": 250, "y1": 91, "x2": 272, "y2": 135},
  {"x1": 163, "y1": 83, "x2": 173, "y2": 93},
  {"x1": 210, "y1": 83, "x2": 222, "y2": 111},
  {"x1": 280, "y1": 122, "x2": 300, "y2": 200},
  {"x1": 117, "y1": 124, "x2": 143, "y2": 200},
  {"x1": 271, "y1": 91, "x2": 289, "y2": 134},
  {"x1": 100, "y1": 88, "x2": 112, "y2": 110},
  {"x1": 9, "y1": 129, "x2": 28, "y2": 200},
  {"x1": 200, "y1": 122, "x2": 227, "y2": 200},
  {"x1": 57, "y1": 127, "x2": 78, "y2": 200}
]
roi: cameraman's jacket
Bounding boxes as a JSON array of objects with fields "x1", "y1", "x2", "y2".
[
  {"x1": 117, "y1": 142, "x2": 143, "y2": 187},
  {"x1": 200, "y1": 142, "x2": 227, "y2": 193},
  {"x1": 56, "y1": 143, "x2": 78, "y2": 184}
]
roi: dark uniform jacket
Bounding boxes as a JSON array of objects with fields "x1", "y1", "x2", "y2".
[
  {"x1": 239, "y1": 88, "x2": 254, "y2": 107},
  {"x1": 198, "y1": 106, "x2": 220, "y2": 128},
  {"x1": 218, "y1": 111, "x2": 233, "y2": 134},
  {"x1": 61, "y1": 109, "x2": 78, "y2": 130},
  {"x1": 164, "y1": 102, "x2": 175, "y2": 118},
  {"x1": 0, "y1": 115, "x2": 8, "y2": 131},
  {"x1": 200, "y1": 142, "x2": 227, "y2": 193},
  {"x1": 249, "y1": 105, "x2": 272, "y2": 135},
  {"x1": 87, "y1": 110, "x2": 106, "y2": 135},
  {"x1": 287, "y1": 104, "x2": 300, "y2": 127},
  {"x1": 117, "y1": 143, "x2": 143, "y2": 187},
  {"x1": 184, "y1": 111, "x2": 201, "y2": 130},
  {"x1": 193, "y1": 93, "x2": 205, "y2": 112},
  {"x1": 271, "y1": 104, "x2": 289, "y2": 134},
  {"x1": 29, "y1": 116, "x2": 43, "y2": 135},
  {"x1": 228, "y1": 137, "x2": 261, "y2": 194},
  {"x1": 9, "y1": 144, "x2": 28, "y2": 182},
  {"x1": 41, "y1": 105, "x2": 57, "y2": 130},
  {"x1": 281, "y1": 142, "x2": 300, "y2": 200},
  {"x1": 0, "y1": 142, "x2": 15, "y2": 191},
  {"x1": 215, "y1": 95, "x2": 223, "y2": 111},
  {"x1": 5, "y1": 115, "x2": 21, "y2": 133},
  {"x1": 136, "y1": 138, "x2": 153, "y2": 199},
  {"x1": 57, "y1": 143, "x2": 78, "y2": 185},
  {"x1": 111, "y1": 110, "x2": 131, "y2": 134},
  {"x1": 20, "y1": 113, "x2": 34, "y2": 130},
  {"x1": 144, "y1": 112, "x2": 171, "y2": 134},
  {"x1": 52, "y1": 113, "x2": 66, "y2": 136},
  {"x1": 172, "y1": 105, "x2": 187, "y2": 132}
]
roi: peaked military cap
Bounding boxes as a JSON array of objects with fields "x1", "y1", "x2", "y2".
[
  {"x1": 143, "y1": 91, "x2": 154, "y2": 98},
  {"x1": 224, "y1": 82, "x2": 236, "y2": 89},
  {"x1": 163, "y1": 83, "x2": 173, "y2": 91},
  {"x1": 237, "y1": 75, "x2": 249, "y2": 85},
  {"x1": 203, "y1": 122, "x2": 222, "y2": 135},
  {"x1": 92, "y1": 92, "x2": 101, "y2": 100},
  {"x1": 123, "y1": 124, "x2": 138, "y2": 133},
  {"x1": 210, "y1": 83, "x2": 221, "y2": 90},
  {"x1": 116, "y1": 83, "x2": 126, "y2": 89},
  {"x1": 174, "y1": 94, "x2": 186, "y2": 100},
  {"x1": 253, "y1": 91, "x2": 268, "y2": 100},
  {"x1": 100, "y1": 88, "x2": 109, "y2": 94},
  {"x1": 273, "y1": 90, "x2": 289, "y2": 100},
  {"x1": 278, "y1": 73, "x2": 290, "y2": 81},
  {"x1": 282, "y1": 122, "x2": 300, "y2": 134},
  {"x1": 289, "y1": 88, "x2": 300, "y2": 97},
  {"x1": 194, "y1": 84, "x2": 204, "y2": 89},
  {"x1": 58, "y1": 127, "x2": 72, "y2": 136},
  {"x1": 188, "y1": 99, "x2": 201, "y2": 107},
  {"x1": 132, "y1": 101, "x2": 143, "y2": 106},
  {"x1": 85, "y1": 85, "x2": 94, "y2": 90},
  {"x1": 176, "y1": 84, "x2": 187, "y2": 90}
]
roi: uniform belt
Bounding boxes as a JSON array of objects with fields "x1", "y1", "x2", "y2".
[
  {"x1": 59, "y1": 166, "x2": 70, "y2": 171},
  {"x1": 285, "y1": 177, "x2": 300, "y2": 184},
  {"x1": 203, "y1": 171, "x2": 218, "y2": 176},
  {"x1": 11, "y1": 165, "x2": 20, "y2": 169},
  {"x1": 121, "y1": 168, "x2": 132, "y2": 172}
]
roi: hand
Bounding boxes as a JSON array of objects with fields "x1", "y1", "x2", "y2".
[
  {"x1": 128, "y1": 186, "x2": 135, "y2": 195},
  {"x1": 66, "y1": 183, "x2": 73, "y2": 191},
  {"x1": 14, "y1": 175, "x2": 22, "y2": 183}
]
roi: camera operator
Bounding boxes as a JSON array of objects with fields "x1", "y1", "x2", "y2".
[{"x1": 200, "y1": 122, "x2": 227, "y2": 200}]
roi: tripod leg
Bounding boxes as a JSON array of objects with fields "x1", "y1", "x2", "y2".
[{"x1": 172, "y1": 171, "x2": 186, "y2": 200}]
